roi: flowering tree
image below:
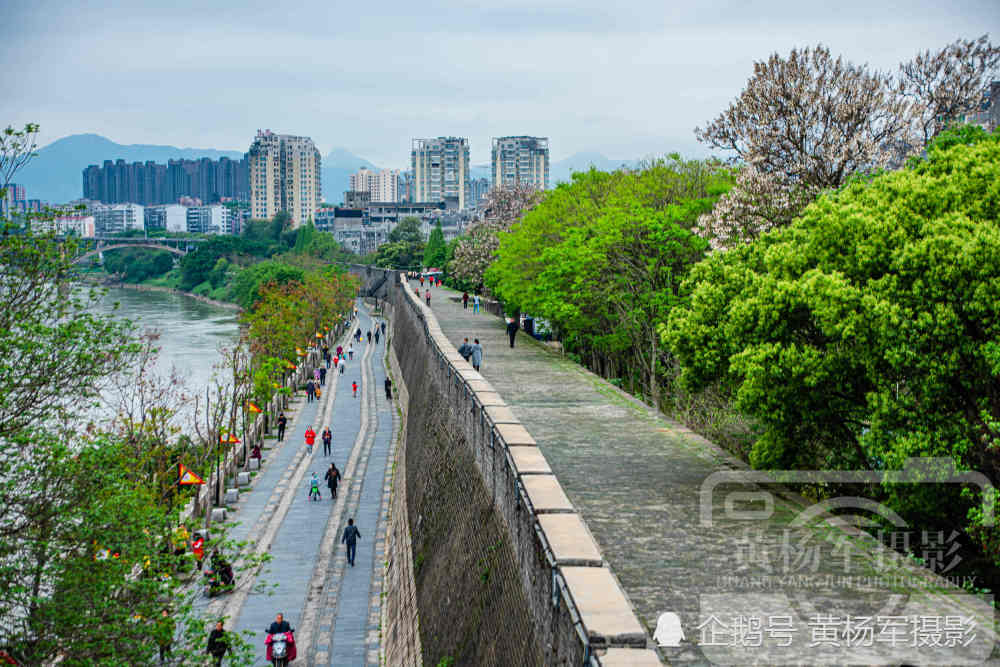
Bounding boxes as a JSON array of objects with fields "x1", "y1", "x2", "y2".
[
  {"x1": 900, "y1": 34, "x2": 1000, "y2": 145},
  {"x1": 695, "y1": 45, "x2": 916, "y2": 248},
  {"x1": 695, "y1": 36, "x2": 998, "y2": 249},
  {"x1": 449, "y1": 184, "x2": 543, "y2": 287}
]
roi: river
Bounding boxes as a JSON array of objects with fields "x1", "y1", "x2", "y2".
[{"x1": 94, "y1": 287, "x2": 240, "y2": 407}]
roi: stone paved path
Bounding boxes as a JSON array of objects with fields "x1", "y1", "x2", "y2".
[
  {"x1": 203, "y1": 300, "x2": 395, "y2": 664},
  {"x1": 414, "y1": 280, "x2": 998, "y2": 665}
]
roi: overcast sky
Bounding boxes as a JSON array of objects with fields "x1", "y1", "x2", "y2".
[{"x1": 2, "y1": 0, "x2": 998, "y2": 166}]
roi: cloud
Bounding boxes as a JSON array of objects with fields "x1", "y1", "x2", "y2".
[{"x1": 1, "y1": 0, "x2": 997, "y2": 167}]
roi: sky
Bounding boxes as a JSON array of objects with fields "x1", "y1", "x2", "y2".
[{"x1": 2, "y1": 0, "x2": 999, "y2": 167}]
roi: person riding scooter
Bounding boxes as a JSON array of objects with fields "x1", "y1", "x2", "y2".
[{"x1": 265, "y1": 613, "x2": 296, "y2": 665}]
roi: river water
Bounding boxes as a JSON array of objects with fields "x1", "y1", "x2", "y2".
[{"x1": 94, "y1": 287, "x2": 240, "y2": 405}]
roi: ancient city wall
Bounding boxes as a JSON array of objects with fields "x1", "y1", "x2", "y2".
[{"x1": 350, "y1": 266, "x2": 659, "y2": 667}]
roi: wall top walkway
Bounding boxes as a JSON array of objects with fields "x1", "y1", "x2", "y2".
[
  {"x1": 395, "y1": 274, "x2": 661, "y2": 665},
  {"x1": 411, "y1": 278, "x2": 999, "y2": 666}
]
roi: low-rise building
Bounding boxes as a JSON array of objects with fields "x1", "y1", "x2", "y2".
[
  {"x1": 145, "y1": 204, "x2": 188, "y2": 232},
  {"x1": 93, "y1": 203, "x2": 144, "y2": 234},
  {"x1": 186, "y1": 205, "x2": 231, "y2": 234}
]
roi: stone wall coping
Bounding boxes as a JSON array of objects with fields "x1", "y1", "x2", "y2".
[
  {"x1": 465, "y1": 379, "x2": 494, "y2": 392},
  {"x1": 508, "y1": 446, "x2": 553, "y2": 475},
  {"x1": 484, "y1": 405, "x2": 519, "y2": 425},
  {"x1": 522, "y1": 474, "x2": 574, "y2": 513},
  {"x1": 538, "y1": 514, "x2": 602, "y2": 566},
  {"x1": 598, "y1": 648, "x2": 663, "y2": 666},
  {"x1": 561, "y1": 566, "x2": 648, "y2": 644},
  {"x1": 494, "y1": 422, "x2": 536, "y2": 445},
  {"x1": 473, "y1": 391, "x2": 506, "y2": 407},
  {"x1": 457, "y1": 367, "x2": 486, "y2": 382}
]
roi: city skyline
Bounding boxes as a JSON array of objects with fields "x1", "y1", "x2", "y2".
[{"x1": 3, "y1": 1, "x2": 996, "y2": 168}]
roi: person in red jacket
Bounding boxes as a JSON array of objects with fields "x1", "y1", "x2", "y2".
[
  {"x1": 352, "y1": 381, "x2": 358, "y2": 398},
  {"x1": 304, "y1": 427, "x2": 316, "y2": 455}
]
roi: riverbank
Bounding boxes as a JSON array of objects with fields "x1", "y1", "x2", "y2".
[{"x1": 77, "y1": 274, "x2": 243, "y2": 312}]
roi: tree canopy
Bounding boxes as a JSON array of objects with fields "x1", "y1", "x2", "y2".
[{"x1": 665, "y1": 128, "x2": 1000, "y2": 563}]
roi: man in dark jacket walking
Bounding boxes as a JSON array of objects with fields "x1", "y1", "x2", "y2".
[
  {"x1": 276, "y1": 412, "x2": 287, "y2": 441},
  {"x1": 457, "y1": 337, "x2": 472, "y2": 362},
  {"x1": 506, "y1": 317, "x2": 519, "y2": 348},
  {"x1": 384, "y1": 376, "x2": 392, "y2": 400},
  {"x1": 206, "y1": 620, "x2": 228, "y2": 666},
  {"x1": 342, "y1": 518, "x2": 361, "y2": 566},
  {"x1": 325, "y1": 463, "x2": 341, "y2": 499}
]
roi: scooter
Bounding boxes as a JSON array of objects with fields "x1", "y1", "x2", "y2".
[{"x1": 265, "y1": 630, "x2": 296, "y2": 666}]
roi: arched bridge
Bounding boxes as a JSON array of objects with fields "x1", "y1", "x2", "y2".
[{"x1": 68, "y1": 236, "x2": 204, "y2": 264}]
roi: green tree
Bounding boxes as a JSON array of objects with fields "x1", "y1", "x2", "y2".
[
  {"x1": 389, "y1": 216, "x2": 423, "y2": 244},
  {"x1": 423, "y1": 221, "x2": 447, "y2": 269},
  {"x1": 665, "y1": 130, "x2": 1000, "y2": 564},
  {"x1": 486, "y1": 158, "x2": 731, "y2": 405},
  {"x1": 228, "y1": 260, "x2": 306, "y2": 309}
]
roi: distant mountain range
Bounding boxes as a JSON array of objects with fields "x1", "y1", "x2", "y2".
[
  {"x1": 14, "y1": 133, "x2": 638, "y2": 204},
  {"x1": 16, "y1": 134, "x2": 246, "y2": 204}
]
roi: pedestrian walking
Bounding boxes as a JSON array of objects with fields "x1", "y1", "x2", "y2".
[
  {"x1": 342, "y1": 518, "x2": 361, "y2": 566},
  {"x1": 462, "y1": 292, "x2": 469, "y2": 309},
  {"x1": 309, "y1": 472, "x2": 322, "y2": 501},
  {"x1": 206, "y1": 621, "x2": 228, "y2": 667},
  {"x1": 458, "y1": 337, "x2": 472, "y2": 362},
  {"x1": 305, "y1": 379, "x2": 316, "y2": 403},
  {"x1": 322, "y1": 426, "x2": 332, "y2": 456},
  {"x1": 380, "y1": 321, "x2": 386, "y2": 335},
  {"x1": 336, "y1": 345, "x2": 343, "y2": 357},
  {"x1": 339, "y1": 362, "x2": 345, "y2": 375},
  {"x1": 192, "y1": 531, "x2": 205, "y2": 571},
  {"x1": 156, "y1": 608, "x2": 174, "y2": 664},
  {"x1": 314, "y1": 367, "x2": 321, "y2": 383},
  {"x1": 425, "y1": 289, "x2": 431, "y2": 306},
  {"x1": 323, "y1": 344, "x2": 330, "y2": 367},
  {"x1": 276, "y1": 412, "x2": 287, "y2": 441},
  {"x1": 304, "y1": 427, "x2": 316, "y2": 455},
  {"x1": 374, "y1": 330, "x2": 380, "y2": 344},
  {"x1": 367, "y1": 330, "x2": 372, "y2": 344},
  {"x1": 352, "y1": 381, "x2": 358, "y2": 398},
  {"x1": 348, "y1": 344, "x2": 354, "y2": 360},
  {"x1": 319, "y1": 366, "x2": 327, "y2": 386},
  {"x1": 326, "y1": 463, "x2": 341, "y2": 499},
  {"x1": 384, "y1": 376, "x2": 392, "y2": 400},
  {"x1": 473, "y1": 294, "x2": 480, "y2": 314},
  {"x1": 471, "y1": 338, "x2": 483, "y2": 371},
  {"x1": 355, "y1": 327, "x2": 362, "y2": 342},
  {"x1": 420, "y1": 276, "x2": 424, "y2": 287},
  {"x1": 506, "y1": 317, "x2": 519, "y2": 348}
]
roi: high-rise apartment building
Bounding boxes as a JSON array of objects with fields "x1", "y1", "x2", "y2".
[
  {"x1": 348, "y1": 167, "x2": 400, "y2": 203},
  {"x1": 82, "y1": 157, "x2": 249, "y2": 205},
  {"x1": 411, "y1": 137, "x2": 470, "y2": 209},
  {"x1": 491, "y1": 136, "x2": 550, "y2": 190},
  {"x1": 470, "y1": 177, "x2": 491, "y2": 208},
  {"x1": 248, "y1": 130, "x2": 321, "y2": 227}
]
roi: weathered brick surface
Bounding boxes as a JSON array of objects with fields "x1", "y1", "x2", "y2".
[{"x1": 353, "y1": 268, "x2": 655, "y2": 667}]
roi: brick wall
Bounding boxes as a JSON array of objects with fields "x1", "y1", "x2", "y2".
[{"x1": 350, "y1": 266, "x2": 660, "y2": 667}]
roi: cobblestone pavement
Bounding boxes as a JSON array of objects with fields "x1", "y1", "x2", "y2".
[
  {"x1": 202, "y1": 300, "x2": 395, "y2": 664},
  {"x1": 415, "y1": 281, "x2": 998, "y2": 665}
]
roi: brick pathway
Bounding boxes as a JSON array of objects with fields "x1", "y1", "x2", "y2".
[
  {"x1": 415, "y1": 280, "x2": 998, "y2": 665},
  {"x1": 203, "y1": 300, "x2": 396, "y2": 664}
]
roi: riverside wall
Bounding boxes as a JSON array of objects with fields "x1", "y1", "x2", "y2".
[{"x1": 350, "y1": 265, "x2": 659, "y2": 667}]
